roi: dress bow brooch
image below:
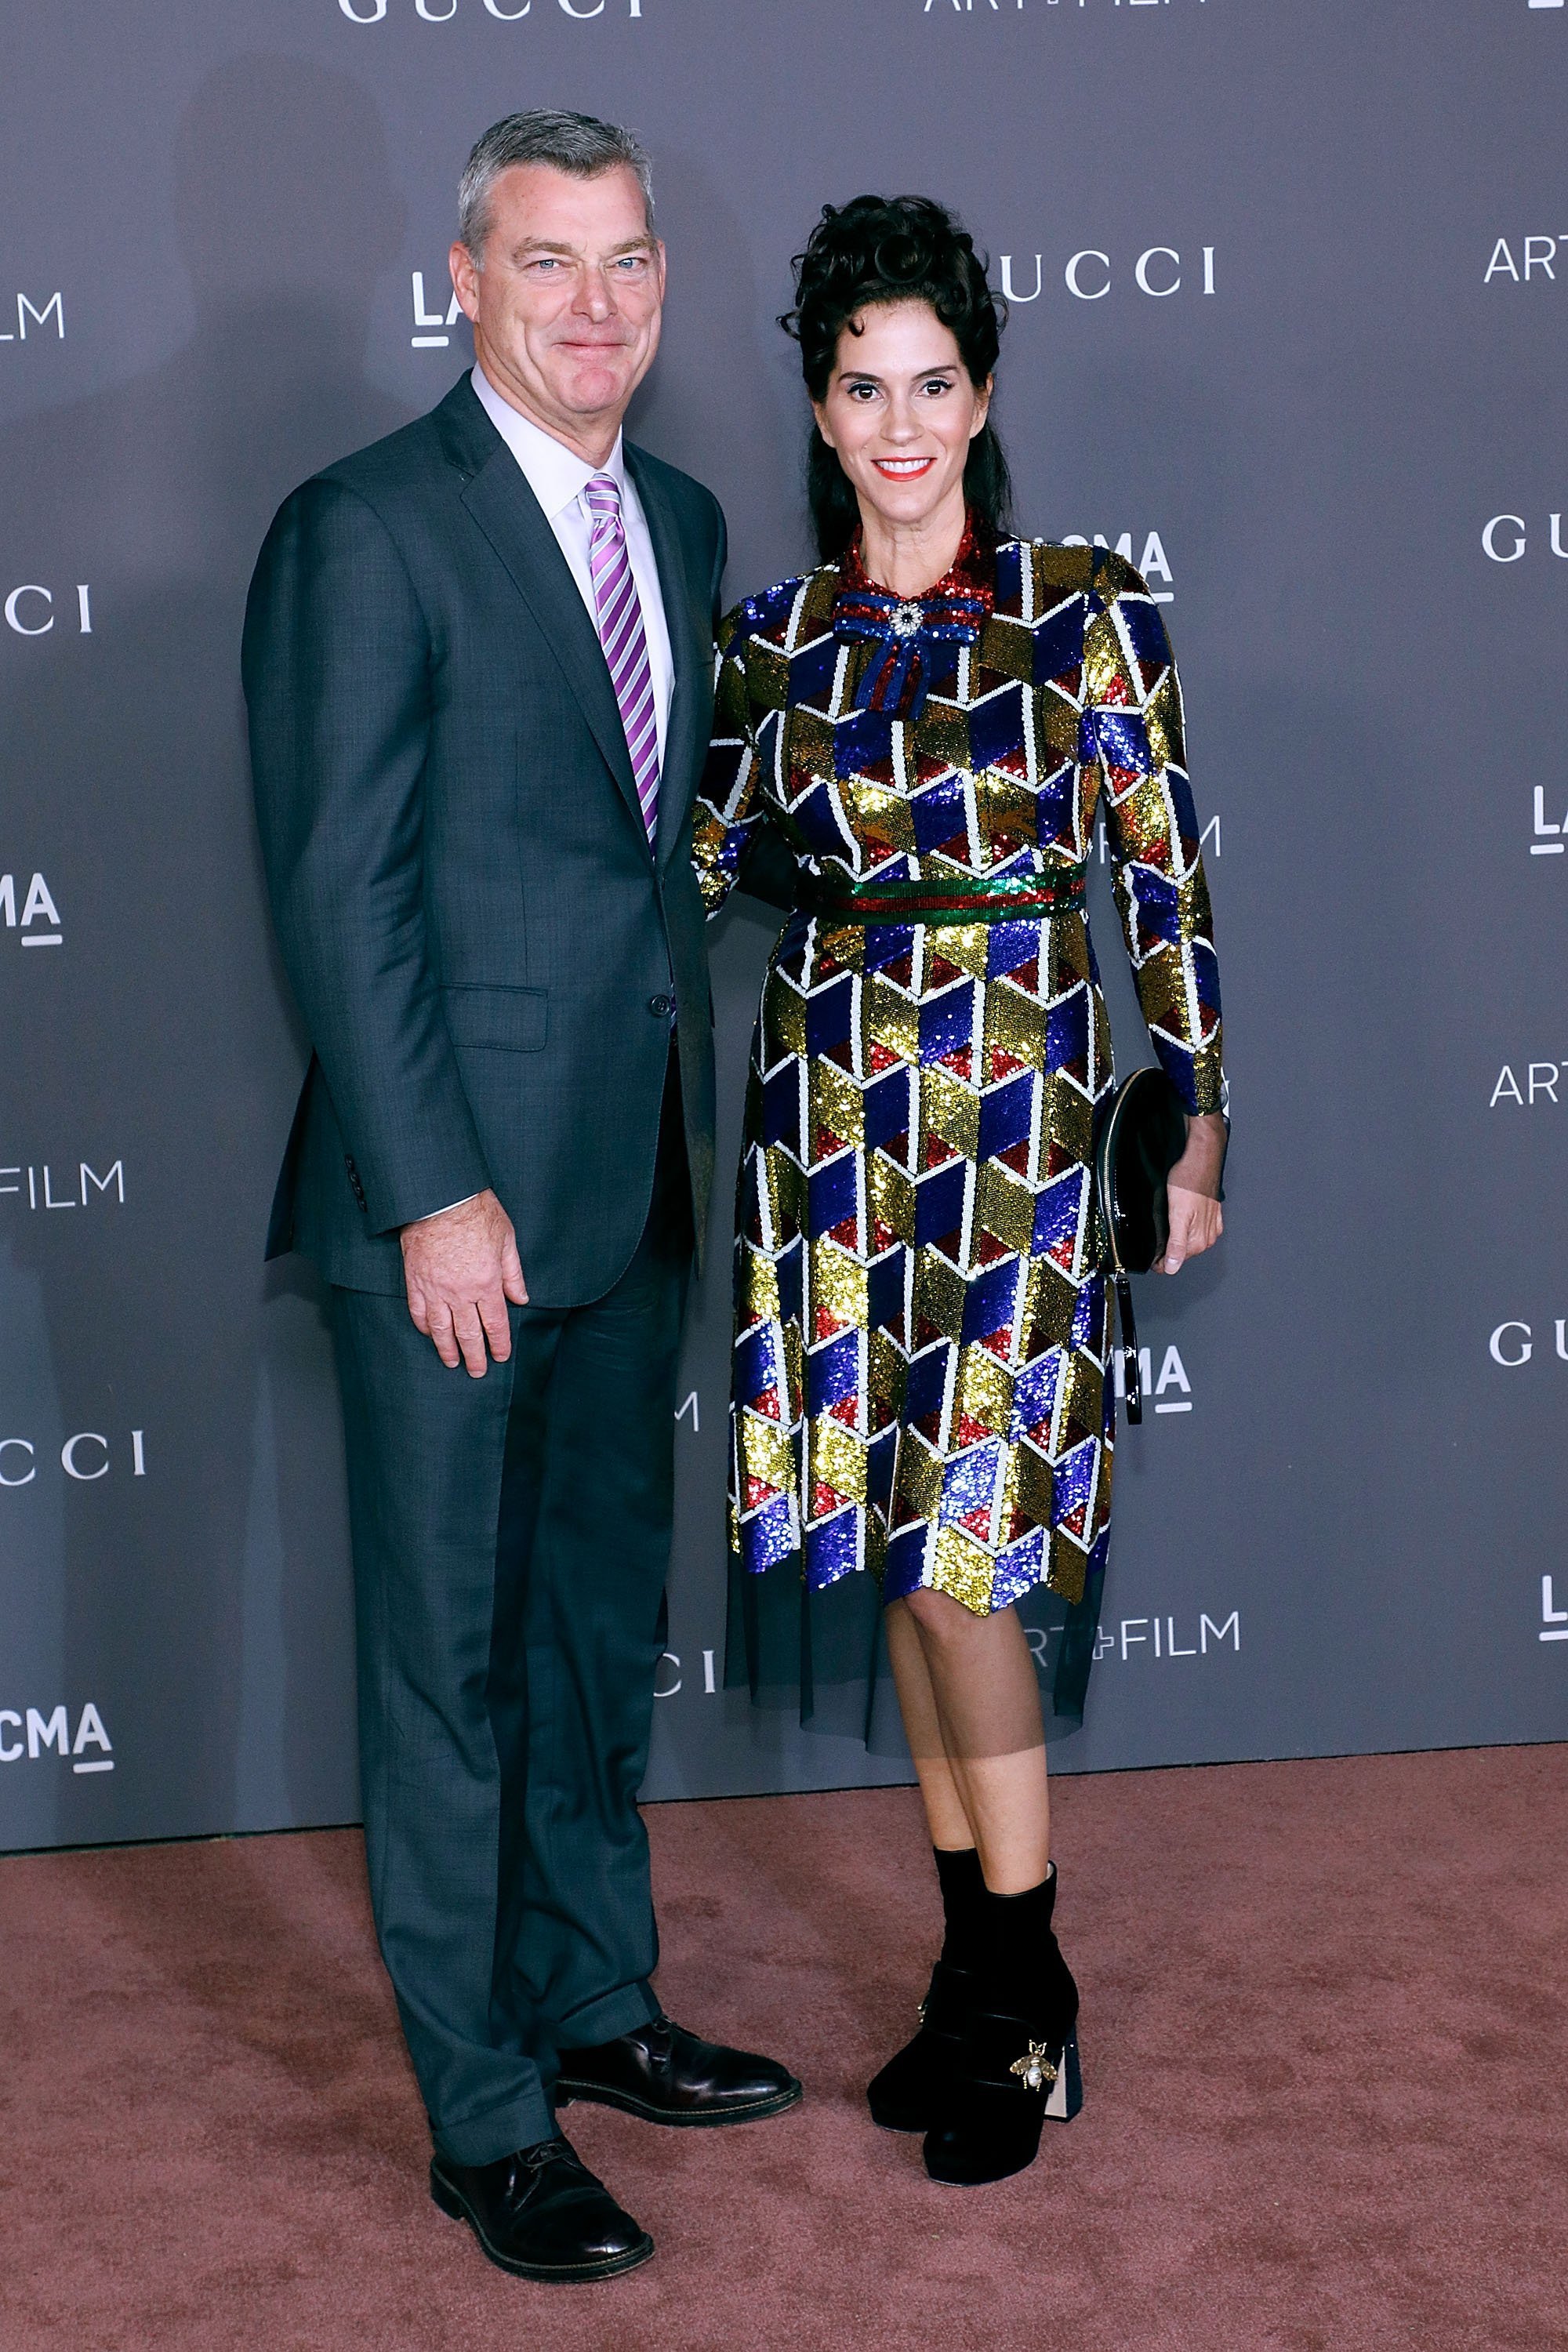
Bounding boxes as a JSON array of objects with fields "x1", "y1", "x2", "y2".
[{"x1": 833, "y1": 585, "x2": 990, "y2": 722}]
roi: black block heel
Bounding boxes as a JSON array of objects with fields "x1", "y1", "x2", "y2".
[
  {"x1": 922, "y1": 2014, "x2": 1083, "y2": 2187},
  {"x1": 866, "y1": 1959, "x2": 979, "y2": 2134}
]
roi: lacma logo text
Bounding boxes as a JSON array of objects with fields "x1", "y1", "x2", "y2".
[
  {"x1": 0, "y1": 292, "x2": 64, "y2": 344},
  {"x1": 1, "y1": 873, "x2": 62, "y2": 948},
  {"x1": 411, "y1": 271, "x2": 463, "y2": 350},
  {"x1": 0, "y1": 1702, "x2": 113, "y2": 1774},
  {"x1": 1112, "y1": 1343, "x2": 1194, "y2": 1413},
  {"x1": 1060, "y1": 530, "x2": 1174, "y2": 603}
]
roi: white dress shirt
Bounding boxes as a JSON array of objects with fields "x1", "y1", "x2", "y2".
[{"x1": 470, "y1": 362, "x2": 674, "y2": 764}]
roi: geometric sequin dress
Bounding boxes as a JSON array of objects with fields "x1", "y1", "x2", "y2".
[{"x1": 693, "y1": 524, "x2": 1225, "y2": 1727}]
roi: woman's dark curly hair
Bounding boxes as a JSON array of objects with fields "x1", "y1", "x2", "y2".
[{"x1": 782, "y1": 193, "x2": 1012, "y2": 561}]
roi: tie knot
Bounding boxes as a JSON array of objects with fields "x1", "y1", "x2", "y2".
[{"x1": 584, "y1": 474, "x2": 622, "y2": 524}]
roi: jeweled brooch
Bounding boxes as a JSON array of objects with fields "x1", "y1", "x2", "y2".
[
  {"x1": 1010, "y1": 2042, "x2": 1058, "y2": 2094},
  {"x1": 887, "y1": 601, "x2": 924, "y2": 638}
]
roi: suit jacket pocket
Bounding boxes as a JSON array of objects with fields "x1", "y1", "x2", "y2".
[{"x1": 441, "y1": 982, "x2": 549, "y2": 1053}]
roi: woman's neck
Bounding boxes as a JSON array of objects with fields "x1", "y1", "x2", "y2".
[{"x1": 856, "y1": 488, "x2": 968, "y2": 597}]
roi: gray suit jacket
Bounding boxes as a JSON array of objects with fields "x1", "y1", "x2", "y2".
[{"x1": 244, "y1": 374, "x2": 725, "y2": 1308}]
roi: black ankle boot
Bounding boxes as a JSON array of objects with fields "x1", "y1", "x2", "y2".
[
  {"x1": 923, "y1": 1864, "x2": 1082, "y2": 2187},
  {"x1": 866, "y1": 1846, "x2": 984, "y2": 2132}
]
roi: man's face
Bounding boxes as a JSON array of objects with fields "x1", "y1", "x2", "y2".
[{"x1": 451, "y1": 162, "x2": 665, "y2": 459}]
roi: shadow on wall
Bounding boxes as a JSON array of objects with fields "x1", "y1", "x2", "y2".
[{"x1": 0, "y1": 56, "x2": 415, "y2": 1842}]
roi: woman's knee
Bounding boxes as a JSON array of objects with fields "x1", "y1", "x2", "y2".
[{"x1": 898, "y1": 1586, "x2": 985, "y2": 1642}]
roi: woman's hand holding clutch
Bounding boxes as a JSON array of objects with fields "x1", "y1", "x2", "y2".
[{"x1": 1156, "y1": 1111, "x2": 1228, "y2": 1275}]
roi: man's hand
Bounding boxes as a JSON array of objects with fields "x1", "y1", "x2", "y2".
[
  {"x1": 400, "y1": 1189, "x2": 528, "y2": 1375},
  {"x1": 1155, "y1": 1112, "x2": 1228, "y2": 1276}
]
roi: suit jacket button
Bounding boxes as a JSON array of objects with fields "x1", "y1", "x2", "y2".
[{"x1": 648, "y1": 993, "x2": 674, "y2": 1018}]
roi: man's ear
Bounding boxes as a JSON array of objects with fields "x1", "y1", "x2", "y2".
[{"x1": 449, "y1": 240, "x2": 481, "y2": 325}]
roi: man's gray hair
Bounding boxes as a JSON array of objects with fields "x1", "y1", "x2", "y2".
[{"x1": 459, "y1": 109, "x2": 655, "y2": 259}]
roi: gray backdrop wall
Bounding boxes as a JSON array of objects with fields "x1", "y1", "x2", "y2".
[{"x1": 3, "y1": 0, "x2": 1564, "y2": 1852}]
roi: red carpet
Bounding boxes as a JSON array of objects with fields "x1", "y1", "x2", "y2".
[{"x1": 0, "y1": 1748, "x2": 1562, "y2": 2350}]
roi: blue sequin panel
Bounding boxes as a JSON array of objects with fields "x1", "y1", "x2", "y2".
[
  {"x1": 1117, "y1": 595, "x2": 1171, "y2": 668},
  {"x1": 914, "y1": 1161, "x2": 967, "y2": 1247},
  {"x1": 784, "y1": 630, "x2": 838, "y2": 709},
  {"x1": 735, "y1": 1322, "x2": 780, "y2": 1406},
  {"x1": 1010, "y1": 1348, "x2": 1064, "y2": 1443},
  {"x1": 883, "y1": 1519, "x2": 929, "y2": 1596},
  {"x1": 867, "y1": 1247, "x2": 906, "y2": 1329},
  {"x1": 1130, "y1": 869, "x2": 1182, "y2": 953},
  {"x1": 905, "y1": 1345, "x2": 952, "y2": 1425},
  {"x1": 740, "y1": 1492, "x2": 796, "y2": 1573},
  {"x1": 940, "y1": 1439, "x2": 1003, "y2": 1526},
  {"x1": 963, "y1": 1258, "x2": 1022, "y2": 1345},
  {"x1": 864, "y1": 1065, "x2": 913, "y2": 1149},
  {"x1": 808, "y1": 1328, "x2": 860, "y2": 1414},
  {"x1": 911, "y1": 771, "x2": 971, "y2": 856},
  {"x1": 833, "y1": 707, "x2": 895, "y2": 781},
  {"x1": 978, "y1": 1070, "x2": 1033, "y2": 1158},
  {"x1": 805, "y1": 971, "x2": 855, "y2": 1058},
  {"x1": 866, "y1": 1427, "x2": 898, "y2": 1512},
  {"x1": 1089, "y1": 707, "x2": 1152, "y2": 779},
  {"x1": 804, "y1": 1509, "x2": 859, "y2": 1585},
  {"x1": 1033, "y1": 1170, "x2": 1083, "y2": 1259},
  {"x1": 1030, "y1": 600, "x2": 1084, "y2": 686},
  {"x1": 760, "y1": 1062, "x2": 802, "y2": 1153},
  {"x1": 918, "y1": 985, "x2": 977, "y2": 1067},
  {"x1": 1050, "y1": 1436, "x2": 1096, "y2": 1527},
  {"x1": 807, "y1": 1151, "x2": 858, "y2": 1237},
  {"x1": 966, "y1": 682, "x2": 1028, "y2": 775},
  {"x1": 993, "y1": 1530, "x2": 1048, "y2": 1606},
  {"x1": 1044, "y1": 987, "x2": 1090, "y2": 1078}
]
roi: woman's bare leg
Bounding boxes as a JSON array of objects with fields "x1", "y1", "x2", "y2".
[
  {"x1": 884, "y1": 1598, "x2": 975, "y2": 1850},
  {"x1": 886, "y1": 1590, "x2": 1051, "y2": 1893}
]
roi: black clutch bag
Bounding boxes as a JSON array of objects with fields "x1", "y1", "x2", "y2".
[{"x1": 1093, "y1": 1066, "x2": 1190, "y2": 1425}]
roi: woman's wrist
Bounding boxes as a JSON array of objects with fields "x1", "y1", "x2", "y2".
[{"x1": 1168, "y1": 1110, "x2": 1229, "y2": 1202}]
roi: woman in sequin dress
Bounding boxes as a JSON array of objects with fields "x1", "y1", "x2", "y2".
[{"x1": 692, "y1": 197, "x2": 1227, "y2": 2186}]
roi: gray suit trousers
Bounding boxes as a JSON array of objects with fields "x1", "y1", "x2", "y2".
[{"x1": 330, "y1": 1062, "x2": 692, "y2": 2166}]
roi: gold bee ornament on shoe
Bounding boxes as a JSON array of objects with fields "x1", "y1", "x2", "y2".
[{"x1": 1011, "y1": 2042, "x2": 1058, "y2": 2095}]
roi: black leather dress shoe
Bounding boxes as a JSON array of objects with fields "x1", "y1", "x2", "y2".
[
  {"x1": 555, "y1": 2014, "x2": 802, "y2": 2127},
  {"x1": 430, "y1": 2136, "x2": 653, "y2": 2283}
]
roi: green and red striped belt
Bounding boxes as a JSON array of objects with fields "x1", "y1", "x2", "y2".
[{"x1": 800, "y1": 865, "x2": 1087, "y2": 927}]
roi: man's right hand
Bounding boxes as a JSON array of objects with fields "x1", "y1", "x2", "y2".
[{"x1": 400, "y1": 1189, "x2": 528, "y2": 1376}]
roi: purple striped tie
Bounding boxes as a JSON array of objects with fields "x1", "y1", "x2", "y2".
[{"x1": 584, "y1": 474, "x2": 659, "y2": 845}]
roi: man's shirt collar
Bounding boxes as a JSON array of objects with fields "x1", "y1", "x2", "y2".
[{"x1": 470, "y1": 363, "x2": 627, "y2": 518}]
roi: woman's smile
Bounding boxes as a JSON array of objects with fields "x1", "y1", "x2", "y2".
[{"x1": 873, "y1": 454, "x2": 936, "y2": 479}]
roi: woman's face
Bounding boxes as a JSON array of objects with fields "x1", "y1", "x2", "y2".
[{"x1": 813, "y1": 299, "x2": 992, "y2": 543}]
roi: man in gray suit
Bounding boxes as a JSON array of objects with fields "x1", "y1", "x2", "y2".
[{"x1": 244, "y1": 111, "x2": 797, "y2": 2285}]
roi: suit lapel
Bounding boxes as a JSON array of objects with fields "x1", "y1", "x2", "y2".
[
  {"x1": 627, "y1": 446, "x2": 708, "y2": 869},
  {"x1": 457, "y1": 435, "x2": 644, "y2": 829}
]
